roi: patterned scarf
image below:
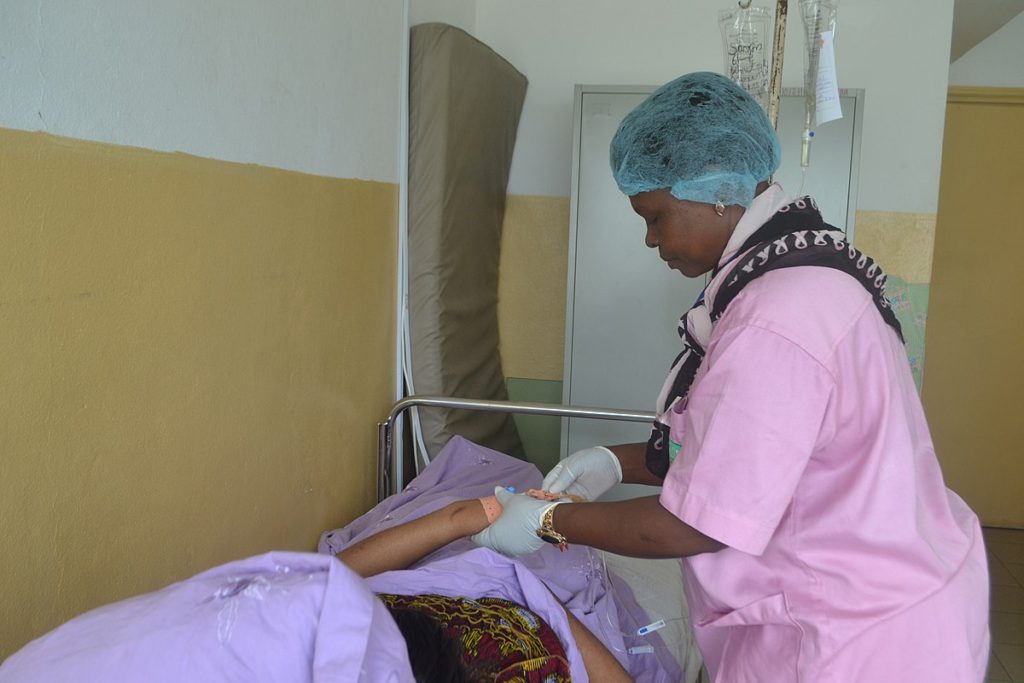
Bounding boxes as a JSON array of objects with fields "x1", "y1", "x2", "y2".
[{"x1": 645, "y1": 196, "x2": 904, "y2": 478}]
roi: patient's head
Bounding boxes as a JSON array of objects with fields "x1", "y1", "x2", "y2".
[{"x1": 388, "y1": 606, "x2": 473, "y2": 683}]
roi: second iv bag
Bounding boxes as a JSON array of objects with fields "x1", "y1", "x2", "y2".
[{"x1": 798, "y1": 0, "x2": 840, "y2": 169}]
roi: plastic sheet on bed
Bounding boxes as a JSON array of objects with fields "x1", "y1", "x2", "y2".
[{"x1": 319, "y1": 436, "x2": 687, "y2": 682}]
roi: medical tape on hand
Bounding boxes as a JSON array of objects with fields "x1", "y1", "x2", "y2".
[{"x1": 478, "y1": 496, "x2": 504, "y2": 524}]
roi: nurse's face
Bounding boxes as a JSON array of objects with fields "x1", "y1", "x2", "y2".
[{"x1": 629, "y1": 189, "x2": 739, "y2": 278}]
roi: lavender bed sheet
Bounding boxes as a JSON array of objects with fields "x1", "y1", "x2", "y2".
[
  {"x1": 0, "y1": 552, "x2": 415, "y2": 683},
  {"x1": 319, "y1": 436, "x2": 684, "y2": 682}
]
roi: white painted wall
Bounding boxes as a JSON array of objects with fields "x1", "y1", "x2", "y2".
[
  {"x1": 949, "y1": 11, "x2": 1024, "y2": 87},
  {"x1": 0, "y1": 0, "x2": 404, "y2": 182},
  {"x1": 475, "y1": 0, "x2": 955, "y2": 214},
  {"x1": 410, "y1": 0, "x2": 476, "y2": 34}
]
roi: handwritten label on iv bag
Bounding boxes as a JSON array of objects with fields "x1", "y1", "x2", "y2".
[{"x1": 815, "y1": 31, "x2": 842, "y2": 126}]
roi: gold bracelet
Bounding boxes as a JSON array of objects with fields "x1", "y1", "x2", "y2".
[{"x1": 536, "y1": 503, "x2": 569, "y2": 552}]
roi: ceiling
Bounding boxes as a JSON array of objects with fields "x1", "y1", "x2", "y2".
[{"x1": 950, "y1": 0, "x2": 1024, "y2": 61}]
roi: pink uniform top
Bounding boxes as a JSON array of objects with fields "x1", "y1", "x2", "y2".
[{"x1": 658, "y1": 188, "x2": 990, "y2": 682}]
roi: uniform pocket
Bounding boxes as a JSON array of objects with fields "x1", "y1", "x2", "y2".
[{"x1": 699, "y1": 593, "x2": 805, "y2": 682}]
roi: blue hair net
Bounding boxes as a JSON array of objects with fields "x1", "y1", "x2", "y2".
[{"x1": 610, "y1": 72, "x2": 781, "y2": 208}]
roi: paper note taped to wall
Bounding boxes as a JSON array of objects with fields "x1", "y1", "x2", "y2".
[{"x1": 815, "y1": 31, "x2": 843, "y2": 125}]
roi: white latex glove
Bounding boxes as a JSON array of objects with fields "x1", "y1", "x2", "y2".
[
  {"x1": 541, "y1": 446, "x2": 622, "y2": 501},
  {"x1": 471, "y1": 486, "x2": 559, "y2": 557}
]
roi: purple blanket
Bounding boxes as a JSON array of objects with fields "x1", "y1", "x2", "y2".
[
  {"x1": 319, "y1": 436, "x2": 682, "y2": 682},
  {"x1": 0, "y1": 552, "x2": 414, "y2": 682}
]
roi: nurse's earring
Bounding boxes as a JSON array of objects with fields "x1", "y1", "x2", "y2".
[{"x1": 714, "y1": 201, "x2": 725, "y2": 217}]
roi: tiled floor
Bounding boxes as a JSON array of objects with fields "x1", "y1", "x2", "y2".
[{"x1": 985, "y1": 527, "x2": 1024, "y2": 682}]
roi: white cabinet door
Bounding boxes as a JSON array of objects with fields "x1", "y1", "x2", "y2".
[{"x1": 561, "y1": 86, "x2": 863, "y2": 499}]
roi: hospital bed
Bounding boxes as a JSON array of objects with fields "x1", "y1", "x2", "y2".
[
  {"x1": 0, "y1": 403, "x2": 703, "y2": 683},
  {"x1": 371, "y1": 395, "x2": 703, "y2": 683}
]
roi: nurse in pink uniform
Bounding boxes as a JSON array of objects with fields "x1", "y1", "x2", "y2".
[{"x1": 472, "y1": 72, "x2": 990, "y2": 681}]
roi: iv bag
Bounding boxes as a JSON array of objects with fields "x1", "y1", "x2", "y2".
[
  {"x1": 719, "y1": 6, "x2": 773, "y2": 112},
  {"x1": 798, "y1": 0, "x2": 840, "y2": 168}
]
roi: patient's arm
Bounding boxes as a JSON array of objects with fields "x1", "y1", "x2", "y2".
[
  {"x1": 337, "y1": 500, "x2": 489, "y2": 578},
  {"x1": 562, "y1": 604, "x2": 633, "y2": 683}
]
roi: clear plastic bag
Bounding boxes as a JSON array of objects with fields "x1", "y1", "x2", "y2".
[{"x1": 719, "y1": 6, "x2": 773, "y2": 112}]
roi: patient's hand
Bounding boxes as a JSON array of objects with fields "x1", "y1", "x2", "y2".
[
  {"x1": 526, "y1": 489, "x2": 586, "y2": 503},
  {"x1": 471, "y1": 487, "x2": 564, "y2": 556},
  {"x1": 476, "y1": 489, "x2": 578, "y2": 530}
]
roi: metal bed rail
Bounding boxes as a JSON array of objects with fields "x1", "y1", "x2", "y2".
[{"x1": 377, "y1": 395, "x2": 656, "y2": 500}]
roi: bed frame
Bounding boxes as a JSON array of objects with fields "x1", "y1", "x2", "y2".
[{"x1": 378, "y1": 396, "x2": 655, "y2": 500}]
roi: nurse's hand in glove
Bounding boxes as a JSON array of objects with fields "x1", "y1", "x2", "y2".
[
  {"x1": 472, "y1": 486, "x2": 565, "y2": 556},
  {"x1": 542, "y1": 446, "x2": 622, "y2": 501}
]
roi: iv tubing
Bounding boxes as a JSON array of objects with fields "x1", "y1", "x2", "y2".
[{"x1": 802, "y1": 1, "x2": 821, "y2": 168}]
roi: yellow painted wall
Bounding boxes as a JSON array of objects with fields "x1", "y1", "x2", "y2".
[
  {"x1": 497, "y1": 194, "x2": 570, "y2": 381},
  {"x1": 854, "y1": 211, "x2": 936, "y2": 284},
  {"x1": 922, "y1": 89, "x2": 1024, "y2": 526},
  {"x1": 0, "y1": 129, "x2": 396, "y2": 656}
]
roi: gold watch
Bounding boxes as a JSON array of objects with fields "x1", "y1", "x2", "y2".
[{"x1": 535, "y1": 503, "x2": 569, "y2": 552}]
